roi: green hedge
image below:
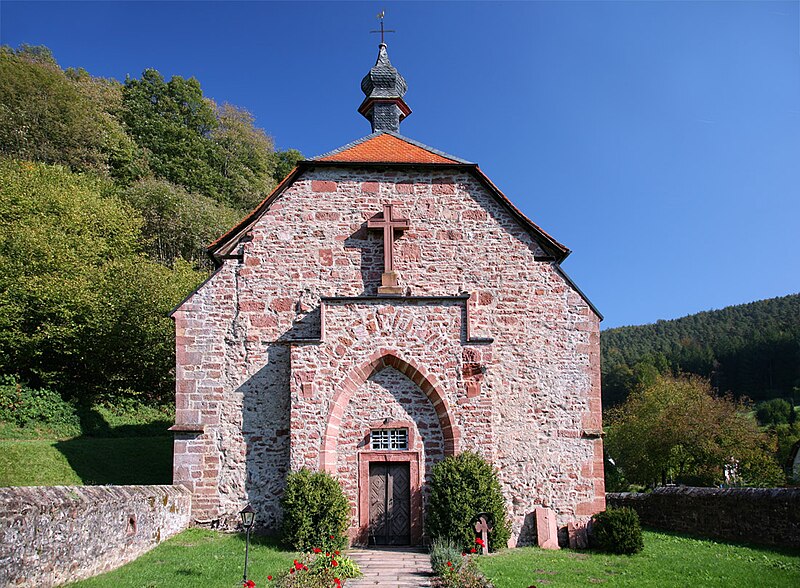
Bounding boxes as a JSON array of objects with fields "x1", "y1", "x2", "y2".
[
  {"x1": 590, "y1": 506, "x2": 644, "y2": 555},
  {"x1": 426, "y1": 451, "x2": 510, "y2": 552},
  {"x1": 280, "y1": 468, "x2": 350, "y2": 552}
]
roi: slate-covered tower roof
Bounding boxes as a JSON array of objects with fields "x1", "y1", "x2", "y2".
[{"x1": 358, "y1": 43, "x2": 411, "y2": 132}]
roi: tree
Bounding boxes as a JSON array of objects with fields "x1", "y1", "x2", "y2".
[
  {"x1": 121, "y1": 69, "x2": 224, "y2": 199},
  {"x1": 272, "y1": 148, "x2": 304, "y2": 183},
  {"x1": 0, "y1": 46, "x2": 111, "y2": 173},
  {"x1": 755, "y1": 398, "x2": 793, "y2": 426},
  {"x1": 0, "y1": 159, "x2": 204, "y2": 402},
  {"x1": 120, "y1": 178, "x2": 241, "y2": 267},
  {"x1": 605, "y1": 374, "x2": 784, "y2": 487},
  {"x1": 211, "y1": 102, "x2": 277, "y2": 211}
]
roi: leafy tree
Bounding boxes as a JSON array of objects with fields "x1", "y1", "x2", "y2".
[
  {"x1": 0, "y1": 46, "x2": 110, "y2": 173},
  {"x1": 0, "y1": 159, "x2": 204, "y2": 402},
  {"x1": 272, "y1": 148, "x2": 304, "y2": 183},
  {"x1": 755, "y1": 398, "x2": 793, "y2": 426},
  {"x1": 121, "y1": 69, "x2": 224, "y2": 199},
  {"x1": 120, "y1": 178, "x2": 241, "y2": 267},
  {"x1": 605, "y1": 374, "x2": 784, "y2": 487},
  {"x1": 211, "y1": 102, "x2": 277, "y2": 210}
]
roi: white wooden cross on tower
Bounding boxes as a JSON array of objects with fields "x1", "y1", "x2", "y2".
[{"x1": 367, "y1": 203, "x2": 409, "y2": 295}]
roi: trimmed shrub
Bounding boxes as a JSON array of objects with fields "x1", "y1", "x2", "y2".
[
  {"x1": 280, "y1": 468, "x2": 350, "y2": 552},
  {"x1": 430, "y1": 538, "x2": 464, "y2": 577},
  {"x1": 590, "y1": 506, "x2": 644, "y2": 555},
  {"x1": 426, "y1": 451, "x2": 511, "y2": 552}
]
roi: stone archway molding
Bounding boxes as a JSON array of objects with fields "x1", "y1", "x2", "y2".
[{"x1": 319, "y1": 349, "x2": 459, "y2": 472}]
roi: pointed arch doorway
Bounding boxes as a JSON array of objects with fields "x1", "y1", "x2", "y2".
[{"x1": 321, "y1": 352, "x2": 458, "y2": 546}]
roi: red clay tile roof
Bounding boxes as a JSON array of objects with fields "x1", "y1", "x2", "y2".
[{"x1": 317, "y1": 132, "x2": 460, "y2": 164}]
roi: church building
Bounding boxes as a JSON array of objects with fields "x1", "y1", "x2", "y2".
[{"x1": 170, "y1": 40, "x2": 605, "y2": 547}]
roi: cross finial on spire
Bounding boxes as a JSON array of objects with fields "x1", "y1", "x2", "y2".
[{"x1": 370, "y1": 10, "x2": 395, "y2": 44}]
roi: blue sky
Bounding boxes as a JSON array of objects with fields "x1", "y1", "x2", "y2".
[{"x1": 2, "y1": 1, "x2": 799, "y2": 328}]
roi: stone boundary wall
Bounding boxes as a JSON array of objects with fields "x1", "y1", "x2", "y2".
[
  {"x1": 607, "y1": 487, "x2": 800, "y2": 548},
  {"x1": 0, "y1": 485, "x2": 192, "y2": 587}
]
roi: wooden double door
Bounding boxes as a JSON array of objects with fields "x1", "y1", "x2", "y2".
[{"x1": 368, "y1": 462, "x2": 411, "y2": 545}]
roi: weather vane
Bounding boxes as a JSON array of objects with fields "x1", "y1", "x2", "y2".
[{"x1": 370, "y1": 10, "x2": 395, "y2": 44}]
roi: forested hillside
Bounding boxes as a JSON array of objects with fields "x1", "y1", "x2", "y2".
[
  {"x1": 0, "y1": 44, "x2": 303, "y2": 407},
  {"x1": 601, "y1": 294, "x2": 800, "y2": 407}
]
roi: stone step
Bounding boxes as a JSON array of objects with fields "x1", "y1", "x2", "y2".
[{"x1": 346, "y1": 548, "x2": 433, "y2": 588}]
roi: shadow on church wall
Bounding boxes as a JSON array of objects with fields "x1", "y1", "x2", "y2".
[{"x1": 344, "y1": 222, "x2": 383, "y2": 296}]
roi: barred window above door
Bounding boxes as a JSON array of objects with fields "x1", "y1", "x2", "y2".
[{"x1": 371, "y1": 428, "x2": 408, "y2": 450}]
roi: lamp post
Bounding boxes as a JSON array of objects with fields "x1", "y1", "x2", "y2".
[{"x1": 240, "y1": 503, "x2": 256, "y2": 583}]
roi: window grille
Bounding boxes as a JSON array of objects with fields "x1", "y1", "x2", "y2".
[{"x1": 371, "y1": 428, "x2": 408, "y2": 450}]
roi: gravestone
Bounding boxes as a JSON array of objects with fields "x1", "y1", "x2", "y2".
[
  {"x1": 568, "y1": 521, "x2": 588, "y2": 549},
  {"x1": 473, "y1": 513, "x2": 493, "y2": 555},
  {"x1": 535, "y1": 506, "x2": 560, "y2": 550}
]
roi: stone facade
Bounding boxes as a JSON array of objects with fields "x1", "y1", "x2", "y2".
[
  {"x1": 172, "y1": 161, "x2": 604, "y2": 546},
  {"x1": 0, "y1": 485, "x2": 191, "y2": 587}
]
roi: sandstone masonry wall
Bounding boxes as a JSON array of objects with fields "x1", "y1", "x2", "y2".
[
  {"x1": 607, "y1": 487, "x2": 800, "y2": 548},
  {"x1": 172, "y1": 166, "x2": 604, "y2": 544},
  {"x1": 0, "y1": 485, "x2": 191, "y2": 587}
]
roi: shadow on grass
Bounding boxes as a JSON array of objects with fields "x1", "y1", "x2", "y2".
[
  {"x1": 642, "y1": 527, "x2": 800, "y2": 557},
  {"x1": 54, "y1": 407, "x2": 173, "y2": 485}
]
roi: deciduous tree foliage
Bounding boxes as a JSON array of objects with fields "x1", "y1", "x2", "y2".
[
  {"x1": 0, "y1": 45, "x2": 139, "y2": 177},
  {"x1": 605, "y1": 374, "x2": 784, "y2": 487},
  {"x1": 120, "y1": 178, "x2": 241, "y2": 268},
  {"x1": 0, "y1": 44, "x2": 304, "y2": 405},
  {"x1": 0, "y1": 160, "x2": 204, "y2": 402}
]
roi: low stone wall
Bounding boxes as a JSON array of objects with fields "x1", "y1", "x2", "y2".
[
  {"x1": 607, "y1": 487, "x2": 800, "y2": 548},
  {"x1": 0, "y1": 485, "x2": 192, "y2": 587}
]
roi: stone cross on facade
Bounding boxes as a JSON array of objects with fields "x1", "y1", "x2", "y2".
[
  {"x1": 473, "y1": 514, "x2": 492, "y2": 555},
  {"x1": 367, "y1": 203, "x2": 409, "y2": 295}
]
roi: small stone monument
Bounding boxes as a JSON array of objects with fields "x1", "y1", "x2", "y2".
[
  {"x1": 535, "y1": 506, "x2": 560, "y2": 550},
  {"x1": 472, "y1": 512, "x2": 493, "y2": 555},
  {"x1": 567, "y1": 521, "x2": 588, "y2": 549}
]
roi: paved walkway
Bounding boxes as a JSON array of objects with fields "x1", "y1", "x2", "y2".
[{"x1": 346, "y1": 547, "x2": 433, "y2": 588}]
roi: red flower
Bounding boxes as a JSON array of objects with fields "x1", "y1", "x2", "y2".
[
  {"x1": 332, "y1": 559, "x2": 339, "y2": 567},
  {"x1": 475, "y1": 537, "x2": 485, "y2": 547},
  {"x1": 447, "y1": 561, "x2": 453, "y2": 567},
  {"x1": 313, "y1": 547, "x2": 322, "y2": 553},
  {"x1": 329, "y1": 534, "x2": 335, "y2": 539},
  {"x1": 243, "y1": 581, "x2": 255, "y2": 588},
  {"x1": 267, "y1": 576, "x2": 273, "y2": 581},
  {"x1": 295, "y1": 561, "x2": 304, "y2": 570},
  {"x1": 290, "y1": 568, "x2": 295, "y2": 574},
  {"x1": 334, "y1": 550, "x2": 340, "y2": 555},
  {"x1": 303, "y1": 565, "x2": 309, "y2": 571},
  {"x1": 461, "y1": 552, "x2": 466, "y2": 557},
  {"x1": 469, "y1": 547, "x2": 477, "y2": 553}
]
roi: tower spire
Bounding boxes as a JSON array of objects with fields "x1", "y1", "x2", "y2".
[{"x1": 359, "y1": 12, "x2": 411, "y2": 132}]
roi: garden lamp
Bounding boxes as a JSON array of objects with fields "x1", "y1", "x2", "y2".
[{"x1": 240, "y1": 503, "x2": 256, "y2": 582}]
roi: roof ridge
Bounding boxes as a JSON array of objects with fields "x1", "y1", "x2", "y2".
[
  {"x1": 310, "y1": 131, "x2": 473, "y2": 165},
  {"x1": 311, "y1": 132, "x2": 384, "y2": 160},
  {"x1": 383, "y1": 131, "x2": 473, "y2": 164}
]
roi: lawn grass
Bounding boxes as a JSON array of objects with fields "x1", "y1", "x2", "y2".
[
  {"x1": 0, "y1": 401, "x2": 174, "y2": 486},
  {"x1": 0, "y1": 436, "x2": 173, "y2": 486},
  {"x1": 477, "y1": 530, "x2": 800, "y2": 588},
  {"x1": 67, "y1": 528, "x2": 298, "y2": 588}
]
